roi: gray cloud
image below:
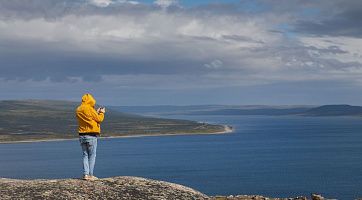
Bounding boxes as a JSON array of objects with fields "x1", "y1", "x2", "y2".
[
  {"x1": 0, "y1": 0, "x2": 75, "y2": 19},
  {"x1": 0, "y1": 1, "x2": 278, "y2": 81},
  {"x1": 222, "y1": 35, "x2": 265, "y2": 44},
  {"x1": 0, "y1": 0, "x2": 158, "y2": 20},
  {"x1": 294, "y1": 9, "x2": 362, "y2": 38},
  {"x1": 305, "y1": 45, "x2": 348, "y2": 55},
  {"x1": 1, "y1": 0, "x2": 362, "y2": 105}
]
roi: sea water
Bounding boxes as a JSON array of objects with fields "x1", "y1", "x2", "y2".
[{"x1": 0, "y1": 115, "x2": 361, "y2": 199}]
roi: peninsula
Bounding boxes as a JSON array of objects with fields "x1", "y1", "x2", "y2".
[{"x1": 0, "y1": 100, "x2": 229, "y2": 143}]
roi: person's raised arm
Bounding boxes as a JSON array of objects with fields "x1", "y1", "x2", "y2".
[{"x1": 90, "y1": 107, "x2": 105, "y2": 123}]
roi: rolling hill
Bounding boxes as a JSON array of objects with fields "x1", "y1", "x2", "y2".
[
  {"x1": 302, "y1": 105, "x2": 362, "y2": 116},
  {"x1": 111, "y1": 104, "x2": 362, "y2": 116},
  {"x1": 110, "y1": 105, "x2": 314, "y2": 116},
  {"x1": 0, "y1": 100, "x2": 225, "y2": 143}
]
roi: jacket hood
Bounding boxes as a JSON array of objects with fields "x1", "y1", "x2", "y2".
[{"x1": 81, "y1": 93, "x2": 96, "y2": 107}]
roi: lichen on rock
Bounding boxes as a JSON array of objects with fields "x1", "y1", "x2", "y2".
[
  {"x1": 0, "y1": 176, "x2": 329, "y2": 200},
  {"x1": 0, "y1": 176, "x2": 208, "y2": 200}
]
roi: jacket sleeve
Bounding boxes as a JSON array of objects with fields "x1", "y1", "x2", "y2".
[{"x1": 90, "y1": 108, "x2": 105, "y2": 123}]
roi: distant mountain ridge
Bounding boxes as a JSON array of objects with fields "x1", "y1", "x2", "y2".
[
  {"x1": 303, "y1": 105, "x2": 362, "y2": 116},
  {"x1": 111, "y1": 104, "x2": 362, "y2": 116}
]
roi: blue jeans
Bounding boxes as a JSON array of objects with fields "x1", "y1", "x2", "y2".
[{"x1": 79, "y1": 135, "x2": 97, "y2": 176}]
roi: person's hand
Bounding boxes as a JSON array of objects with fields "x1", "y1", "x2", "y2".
[
  {"x1": 99, "y1": 107, "x2": 106, "y2": 114},
  {"x1": 96, "y1": 107, "x2": 101, "y2": 113}
]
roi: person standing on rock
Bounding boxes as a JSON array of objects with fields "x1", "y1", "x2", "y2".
[{"x1": 76, "y1": 93, "x2": 106, "y2": 181}]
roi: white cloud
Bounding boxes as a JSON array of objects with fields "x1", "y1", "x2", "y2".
[
  {"x1": 88, "y1": 0, "x2": 139, "y2": 7},
  {"x1": 126, "y1": 1, "x2": 140, "y2": 5},
  {"x1": 153, "y1": 0, "x2": 178, "y2": 8},
  {"x1": 300, "y1": 36, "x2": 362, "y2": 64},
  {"x1": 88, "y1": 0, "x2": 113, "y2": 7},
  {"x1": 204, "y1": 59, "x2": 223, "y2": 69}
]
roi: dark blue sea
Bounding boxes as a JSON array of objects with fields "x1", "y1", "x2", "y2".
[{"x1": 1, "y1": 115, "x2": 362, "y2": 199}]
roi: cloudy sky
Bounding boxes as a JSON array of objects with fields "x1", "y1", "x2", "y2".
[{"x1": 1, "y1": 0, "x2": 362, "y2": 105}]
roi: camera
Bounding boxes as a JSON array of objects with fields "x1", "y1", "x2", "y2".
[{"x1": 97, "y1": 106, "x2": 105, "y2": 113}]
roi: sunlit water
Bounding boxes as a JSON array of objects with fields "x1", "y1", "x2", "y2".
[{"x1": 1, "y1": 115, "x2": 361, "y2": 199}]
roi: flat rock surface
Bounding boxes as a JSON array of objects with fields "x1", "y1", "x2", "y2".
[
  {"x1": 0, "y1": 176, "x2": 208, "y2": 200},
  {"x1": 0, "y1": 176, "x2": 315, "y2": 200}
]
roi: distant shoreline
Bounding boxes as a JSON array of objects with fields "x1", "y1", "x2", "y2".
[
  {"x1": 0, "y1": 125, "x2": 233, "y2": 144},
  {"x1": 103, "y1": 125, "x2": 233, "y2": 140}
]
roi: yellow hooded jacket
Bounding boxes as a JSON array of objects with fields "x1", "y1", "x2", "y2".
[{"x1": 76, "y1": 94, "x2": 105, "y2": 134}]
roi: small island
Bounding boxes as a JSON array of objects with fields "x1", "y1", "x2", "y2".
[{"x1": 0, "y1": 100, "x2": 231, "y2": 143}]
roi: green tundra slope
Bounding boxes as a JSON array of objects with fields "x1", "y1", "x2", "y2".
[{"x1": 0, "y1": 100, "x2": 225, "y2": 143}]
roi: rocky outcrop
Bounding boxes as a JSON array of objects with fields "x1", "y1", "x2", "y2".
[
  {"x1": 0, "y1": 176, "x2": 208, "y2": 200},
  {"x1": 0, "y1": 176, "x2": 330, "y2": 200},
  {"x1": 211, "y1": 194, "x2": 333, "y2": 200},
  {"x1": 210, "y1": 195, "x2": 307, "y2": 200}
]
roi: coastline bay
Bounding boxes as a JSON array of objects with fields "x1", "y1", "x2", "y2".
[
  {"x1": 0, "y1": 115, "x2": 361, "y2": 200},
  {"x1": 0, "y1": 100, "x2": 225, "y2": 143}
]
